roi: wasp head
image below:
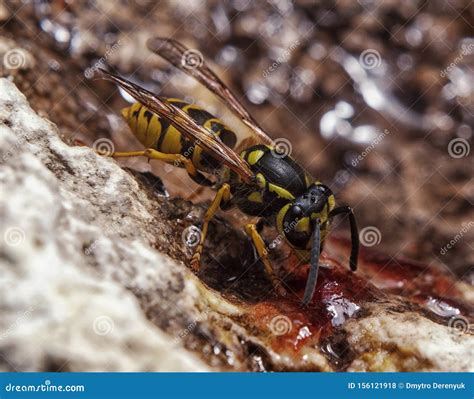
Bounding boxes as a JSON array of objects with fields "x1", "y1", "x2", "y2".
[{"x1": 277, "y1": 183, "x2": 335, "y2": 250}]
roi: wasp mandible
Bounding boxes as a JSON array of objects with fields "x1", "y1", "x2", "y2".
[{"x1": 98, "y1": 38, "x2": 359, "y2": 305}]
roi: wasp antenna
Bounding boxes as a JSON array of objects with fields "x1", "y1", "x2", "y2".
[
  {"x1": 302, "y1": 220, "x2": 321, "y2": 306},
  {"x1": 329, "y1": 206, "x2": 359, "y2": 272}
]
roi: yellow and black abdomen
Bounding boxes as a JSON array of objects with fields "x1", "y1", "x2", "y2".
[{"x1": 121, "y1": 99, "x2": 237, "y2": 174}]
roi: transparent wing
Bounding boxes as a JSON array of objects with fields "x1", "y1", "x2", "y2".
[
  {"x1": 99, "y1": 68, "x2": 254, "y2": 183},
  {"x1": 147, "y1": 37, "x2": 274, "y2": 148}
]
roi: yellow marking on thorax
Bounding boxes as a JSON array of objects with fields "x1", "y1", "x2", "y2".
[
  {"x1": 247, "y1": 191, "x2": 263, "y2": 203},
  {"x1": 328, "y1": 194, "x2": 336, "y2": 212},
  {"x1": 247, "y1": 149, "x2": 265, "y2": 165},
  {"x1": 295, "y1": 217, "x2": 310, "y2": 233},
  {"x1": 255, "y1": 173, "x2": 266, "y2": 189},
  {"x1": 276, "y1": 204, "x2": 291, "y2": 236},
  {"x1": 268, "y1": 183, "x2": 295, "y2": 200}
]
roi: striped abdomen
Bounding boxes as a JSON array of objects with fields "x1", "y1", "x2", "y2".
[{"x1": 121, "y1": 98, "x2": 237, "y2": 174}]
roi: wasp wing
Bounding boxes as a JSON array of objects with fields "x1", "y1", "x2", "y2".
[
  {"x1": 99, "y1": 68, "x2": 254, "y2": 183},
  {"x1": 147, "y1": 37, "x2": 274, "y2": 148}
]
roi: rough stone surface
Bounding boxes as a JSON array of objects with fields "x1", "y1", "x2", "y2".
[
  {"x1": 0, "y1": 78, "x2": 209, "y2": 372},
  {"x1": 0, "y1": 78, "x2": 473, "y2": 372}
]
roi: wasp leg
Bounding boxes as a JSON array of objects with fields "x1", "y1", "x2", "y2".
[
  {"x1": 191, "y1": 183, "x2": 231, "y2": 271},
  {"x1": 329, "y1": 206, "x2": 359, "y2": 271},
  {"x1": 244, "y1": 223, "x2": 287, "y2": 297},
  {"x1": 103, "y1": 148, "x2": 213, "y2": 186}
]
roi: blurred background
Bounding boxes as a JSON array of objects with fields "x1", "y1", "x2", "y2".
[{"x1": 1, "y1": 0, "x2": 473, "y2": 281}]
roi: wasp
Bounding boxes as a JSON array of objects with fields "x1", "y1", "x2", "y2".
[{"x1": 98, "y1": 38, "x2": 359, "y2": 305}]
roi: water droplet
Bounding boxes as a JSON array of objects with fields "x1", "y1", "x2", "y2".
[{"x1": 246, "y1": 83, "x2": 269, "y2": 104}]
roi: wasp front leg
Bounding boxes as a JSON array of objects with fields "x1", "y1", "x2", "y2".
[
  {"x1": 191, "y1": 183, "x2": 231, "y2": 271},
  {"x1": 244, "y1": 223, "x2": 287, "y2": 297}
]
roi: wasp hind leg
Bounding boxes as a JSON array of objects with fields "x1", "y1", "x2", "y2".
[
  {"x1": 244, "y1": 223, "x2": 287, "y2": 297},
  {"x1": 102, "y1": 148, "x2": 213, "y2": 186},
  {"x1": 191, "y1": 183, "x2": 231, "y2": 271}
]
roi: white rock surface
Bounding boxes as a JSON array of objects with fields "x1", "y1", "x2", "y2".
[{"x1": 0, "y1": 78, "x2": 209, "y2": 371}]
